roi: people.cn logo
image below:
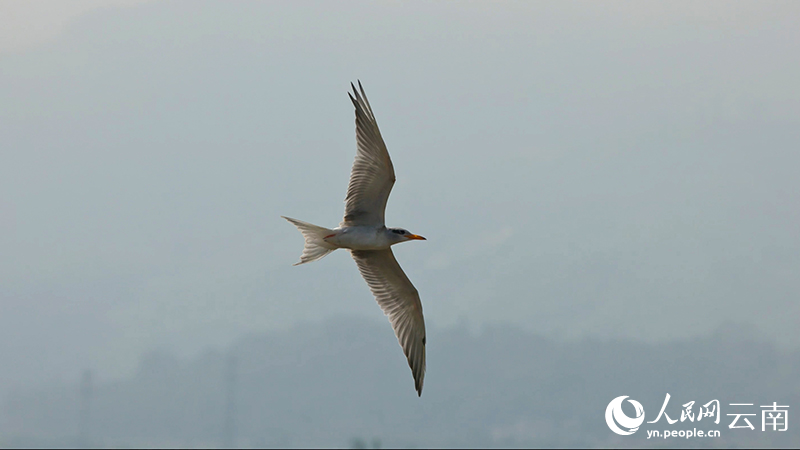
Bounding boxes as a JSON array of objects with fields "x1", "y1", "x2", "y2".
[{"x1": 605, "y1": 395, "x2": 646, "y2": 435}]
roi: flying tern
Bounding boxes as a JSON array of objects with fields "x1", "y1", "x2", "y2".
[{"x1": 282, "y1": 82, "x2": 427, "y2": 396}]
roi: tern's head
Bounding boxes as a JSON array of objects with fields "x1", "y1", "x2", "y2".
[{"x1": 388, "y1": 227, "x2": 426, "y2": 244}]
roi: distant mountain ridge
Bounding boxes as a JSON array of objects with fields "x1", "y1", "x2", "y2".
[{"x1": 3, "y1": 318, "x2": 798, "y2": 448}]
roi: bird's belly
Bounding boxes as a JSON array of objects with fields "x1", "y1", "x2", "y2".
[{"x1": 326, "y1": 227, "x2": 389, "y2": 250}]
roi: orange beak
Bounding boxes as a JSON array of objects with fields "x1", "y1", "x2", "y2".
[{"x1": 406, "y1": 234, "x2": 426, "y2": 240}]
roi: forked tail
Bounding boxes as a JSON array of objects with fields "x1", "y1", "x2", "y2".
[{"x1": 281, "y1": 216, "x2": 337, "y2": 265}]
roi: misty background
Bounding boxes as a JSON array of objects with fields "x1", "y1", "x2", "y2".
[{"x1": 1, "y1": 1, "x2": 798, "y2": 447}]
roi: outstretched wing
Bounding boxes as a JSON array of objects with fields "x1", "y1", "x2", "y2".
[
  {"x1": 341, "y1": 81, "x2": 396, "y2": 227},
  {"x1": 350, "y1": 249, "x2": 426, "y2": 396}
]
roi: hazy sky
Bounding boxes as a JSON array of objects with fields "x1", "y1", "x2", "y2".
[{"x1": 1, "y1": 1, "x2": 799, "y2": 389}]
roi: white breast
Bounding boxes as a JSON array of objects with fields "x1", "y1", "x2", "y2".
[{"x1": 325, "y1": 226, "x2": 391, "y2": 250}]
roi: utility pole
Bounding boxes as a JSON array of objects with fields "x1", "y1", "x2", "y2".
[
  {"x1": 222, "y1": 354, "x2": 237, "y2": 448},
  {"x1": 78, "y1": 369, "x2": 93, "y2": 447}
]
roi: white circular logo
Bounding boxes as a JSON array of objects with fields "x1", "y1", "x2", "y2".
[{"x1": 605, "y1": 395, "x2": 645, "y2": 435}]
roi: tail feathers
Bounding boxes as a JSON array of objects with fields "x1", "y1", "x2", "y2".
[{"x1": 281, "y1": 216, "x2": 337, "y2": 265}]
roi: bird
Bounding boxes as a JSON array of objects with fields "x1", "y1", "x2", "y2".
[{"x1": 282, "y1": 81, "x2": 427, "y2": 396}]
